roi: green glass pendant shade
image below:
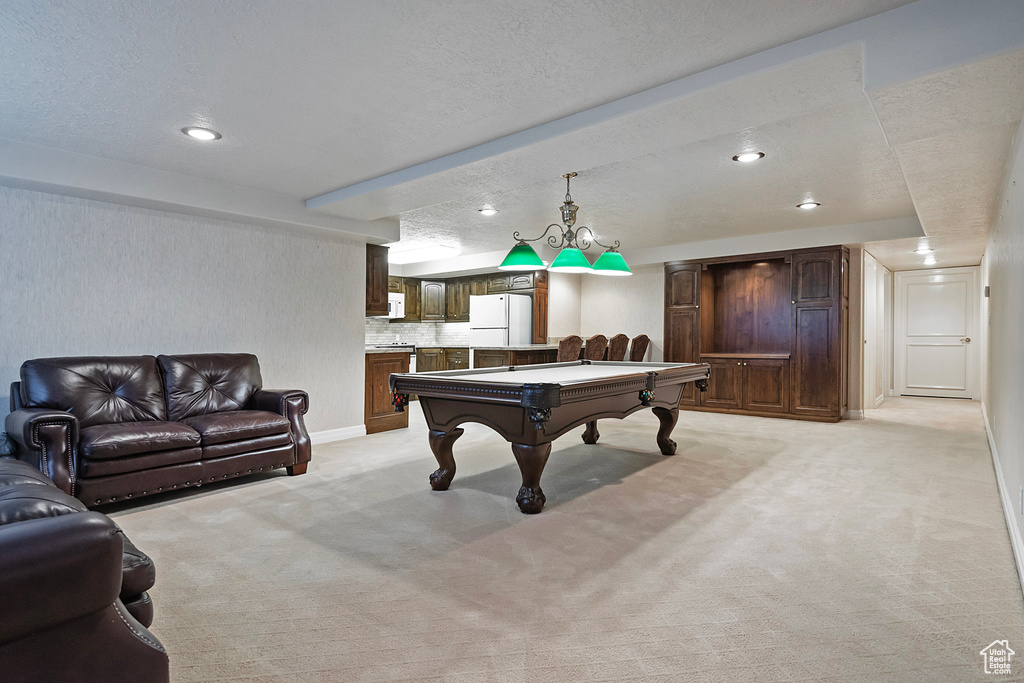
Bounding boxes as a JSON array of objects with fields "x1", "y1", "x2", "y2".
[
  {"x1": 499, "y1": 243, "x2": 545, "y2": 271},
  {"x1": 592, "y1": 249, "x2": 632, "y2": 276},
  {"x1": 548, "y1": 247, "x2": 593, "y2": 273}
]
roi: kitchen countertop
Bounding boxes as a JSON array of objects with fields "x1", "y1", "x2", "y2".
[{"x1": 364, "y1": 347, "x2": 414, "y2": 354}]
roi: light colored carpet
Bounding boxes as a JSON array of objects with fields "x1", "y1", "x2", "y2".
[{"x1": 110, "y1": 398, "x2": 1024, "y2": 682}]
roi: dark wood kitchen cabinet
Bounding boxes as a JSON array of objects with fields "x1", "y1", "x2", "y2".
[
  {"x1": 664, "y1": 245, "x2": 847, "y2": 422},
  {"x1": 420, "y1": 280, "x2": 446, "y2": 321},
  {"x1": 365, "y1": 244, "x2": 389, "y2": 317},
  {"x1": 416, "y1": 348, "x2": 444, "y2": 373},
  {"x1": 444, "y1": 348, "x2": 469, "y2": 370},
  {"x1": 445, "y1": 277, "x2": 471, "y2": 322},
  {"x1": 364, "y1": 352, "x2": 409, "y2": 433}
]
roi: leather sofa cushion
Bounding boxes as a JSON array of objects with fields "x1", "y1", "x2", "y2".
[
  {"x1": 80, "y1": 422, "x2": 201, "y2": 460},
  {"x1": 119, "y1": 532, "x2": 156, "y2": 598},
  {"x1": 202, "y1": 432, "x2": 293, "y2": 459},
  {"x1": 20, "y1": 356, "x2": 167, "y2": 427},
  {"x1": 182, "y1": 410, "x2": 290, "y2": 446},
  {"x1": 80, "y1": 447, "x2": 202, "y2": 478},
  {"x1": 0, "y1": 458, "x2": 56, "y2": 488},
  {"x1": 158, "y1": 354, "x2": 263, "y2": 422},
  {"x1": 0, "y1": 484, "x2": 87, "y2": 526}
]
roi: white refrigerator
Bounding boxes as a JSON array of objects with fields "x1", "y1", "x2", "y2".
[{"x1": 469, "y1": 294, "x2": 533, "y2": 346}]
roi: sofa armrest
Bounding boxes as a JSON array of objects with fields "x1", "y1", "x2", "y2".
[
  {"x1": 4, "y1": 409, "x2": 79, "y2": 495},
  {"x1": 251, "y1": 389, "x2": 311, "y2": 464},
  {"x1": 0, "y1": 512, "x2": 122, "y2": 645}
]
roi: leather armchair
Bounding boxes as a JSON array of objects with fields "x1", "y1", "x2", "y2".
[{"x1": 0, "y1": 502, "x2": 169, "y2": 682}]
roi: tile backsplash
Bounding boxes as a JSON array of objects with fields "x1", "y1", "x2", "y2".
[{"x1": 365, "y1": 318, "x2": 471, "y2": 346}]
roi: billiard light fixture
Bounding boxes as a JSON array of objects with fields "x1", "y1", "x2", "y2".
[{"x1": 499, "y1": 172, "x2": 631, "y2": 276}]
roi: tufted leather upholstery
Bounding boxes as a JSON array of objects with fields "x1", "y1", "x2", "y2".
[
  {"x1": 158, "y1": 353, "x2": 262, "y2": 422},
  {"x1": 20, "y1": 356, "x2": 167, "y2": 428},
  {"x1": 6, "y1": 353, "x2": 311, "y2": 507}
]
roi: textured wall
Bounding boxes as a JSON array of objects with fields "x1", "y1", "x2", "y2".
[
  {"x1": 579, "y1": 264, "x2": 663, "y2": 361},
  {"x1": 0, "y1": 186, "x2": 365, "y2": 433},
  {"x1": 546, "y1": 272, "x2": 582, "y2": 339},
  {"x1": 985, "y1": 116, "x2": 1024, "y2": 539}
]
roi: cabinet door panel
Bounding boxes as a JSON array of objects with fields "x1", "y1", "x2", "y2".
[
  {"x1": 365, "y1": 244, "x2": 389, "y2": 316},
  {"x1": 792, "y1": 307, "x2": 837, "y2": 416},
  {"x1": 416, "y1": 348, "x2": 444, "y2": 373},
  {"x1": 667, "y1": 309, "x2": 699, "y2": 405},
  {"x1": 486, "y1": 274, "x2": 509, "y2": 292},
  {"x1": 666, "y1": 265, "x2": 700, "y2": 307},
  {"x1": 532, "y1": 290, "x2": 547, "y2": 344},
  {"x1": 476, "y1": 350, "x2": 510, "y2": 368},
  {"x1": 403, "y1": 278, "x2": 420, "y2": 321},
  {"x1": 421, "y1": 281, "x2": 446, "y2": 320},
  {"x1": 701, "y1": 359, "x2": 742, "y2": 410},
  {"x1": 508, "y1": 273, "x2": 535, "y2": 290},
  {"x1": 792, "y1": 252, "x2": 837, "y2": 303},
  {"x1": 742, "y1": 359, "x2": 789, "y2": 412},
  {"x1": 365, "y1": 353, "x2": 409, "y2": 433}
]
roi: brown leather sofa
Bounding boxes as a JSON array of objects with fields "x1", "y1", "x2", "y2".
[
  {"x1": 0, "y1": 457, "x2": 169, "y2": 682},
  {"x1": 5, "y1": 353, "x2": 311, "y2": 506}
]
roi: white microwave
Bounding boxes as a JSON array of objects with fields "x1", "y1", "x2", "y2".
[{"x1": 387, "y1": 292, "x2": 405, "y2": 319}]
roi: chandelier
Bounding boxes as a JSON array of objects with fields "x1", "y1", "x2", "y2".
[{"x1": 498, "y1": 172, "x2": 632, "y2": 276}]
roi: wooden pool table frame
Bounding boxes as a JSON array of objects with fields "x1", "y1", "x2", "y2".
[{"x1": 390, "y1": 360, "x2": 710, "y2": 513}]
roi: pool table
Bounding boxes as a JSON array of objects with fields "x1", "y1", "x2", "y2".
[{"x1": 389, "y1": 360, "x2": 710, "y2": 513}]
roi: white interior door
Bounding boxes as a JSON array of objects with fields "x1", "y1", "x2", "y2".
[{"x1": 895, "y1": 267, "x2": 978, "y2": 399}]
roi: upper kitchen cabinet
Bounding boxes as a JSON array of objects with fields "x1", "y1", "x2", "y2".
[
  {"x1": 365, "y1": 244, "x2": 389, "y2": 317},
  {"x1": 445, "y1": 278, "x2": 472, "y2": 322},
  {"x1": 420, "y1": 280, "x2": 446, "y2": 321}
]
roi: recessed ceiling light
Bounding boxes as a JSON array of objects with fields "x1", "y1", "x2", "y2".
[
  {"x1": 797, "y1": 202, "x2": 821, "y2": 210},
  {"x1": 732, "y1": 152, "x2": 765, "y2": 163},
  {"x1": 923, "y1": 256, "x2": 937, "y2": 266},
  {"x1": 478, "y1": 207, "x2": 498, "y2": 216},
  {"x1": 914, "y1": 247, "x2": 933, "y2": 254},
  {"x1": 181, "y1": 127, "x2": 221, "y2": 141}
]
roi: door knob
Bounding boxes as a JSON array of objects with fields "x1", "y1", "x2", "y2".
[{"x1": 961, "y1": 337, "x2": 971, "y2": 343}]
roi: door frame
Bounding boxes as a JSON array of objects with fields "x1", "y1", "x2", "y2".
[{"x1": 893, "y1": 266, "x2": 980, "y2": 399}]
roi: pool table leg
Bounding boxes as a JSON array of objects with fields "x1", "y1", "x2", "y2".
[
  {"x1": 582, "y1": 420, "x2": 600, "y2": 444},
  {"x1": 652, "y1": 406, "x2": 679, "y2": 455},
  {"x1": 511, "y1": 442, "x2": 552, "y2": 514},
  {"x1": 428, "y1": 428, "x2": 464, "y2": 491}
]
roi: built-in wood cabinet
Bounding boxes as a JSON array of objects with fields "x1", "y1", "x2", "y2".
[
  {"x1": 445, "y1": 277, "x2": 471, "y2": 322},
  {"x1": 444, "y1": 348, "x2": 469, "y2": 370},
  {"x1": 403, "y1": 278, "x2": 421, "y2": 321},
  {"x1": 365, "y1": 244, "x2": 389, "y2": 317},
  {"x1": 420, "y1": 281, "x2": 446, "y2": 321},
  {"x1": 364, "y1": 352, "x2": 409, "y2": 433},
  {"x1": 387, "y1": 276, "x2": 403, "y2": 293},
  {"x1": 664, "y1": 245, "x2": 848, "y2": 422},
  {"x1": 416, "y1": 348, "x2": 445, "y2": 372}
]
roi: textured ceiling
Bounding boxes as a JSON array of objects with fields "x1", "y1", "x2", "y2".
[{"x1": 1, "y1": 0, "x2": 1023, "y2": 273}]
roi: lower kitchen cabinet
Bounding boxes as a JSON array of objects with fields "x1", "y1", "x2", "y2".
[
  {"x1": 444, "y1": 348, "x2": 469, "y2": 370},
  {"x1": 416, "y1": 348, "x2": 444, "y2": 372},
  {"x1": 364, "y1": 352, "x2": 410, "y2": 434}
]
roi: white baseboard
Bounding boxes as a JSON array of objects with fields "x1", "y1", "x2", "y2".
[
  {"x1": 310, "y1": 425, "x2": 366, "y2": 445},
  {"x1": 982, "y1": 402, "x2": 1024, "y2": 599},
  {"x1": 845, "y1": 409, "x2": 865, "y2": 420}
]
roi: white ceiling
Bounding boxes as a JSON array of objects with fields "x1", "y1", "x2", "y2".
[{"x1": 1, "y1": 0, "x2": 1023, "y2": 274}]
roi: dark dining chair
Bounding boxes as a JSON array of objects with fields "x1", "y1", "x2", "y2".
[
  {"x1": 607, "y1": 334, "x2": 629, "y2": 361},
  {"x1": 629, "y1": 334, "x2": 650, "y2": 362},
  {"x1": 583, "y1": 334, "x2": 608, "y2": 361},
  {"x1": 557, "y1": 335, "x2": 583, "y2": 362}
]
